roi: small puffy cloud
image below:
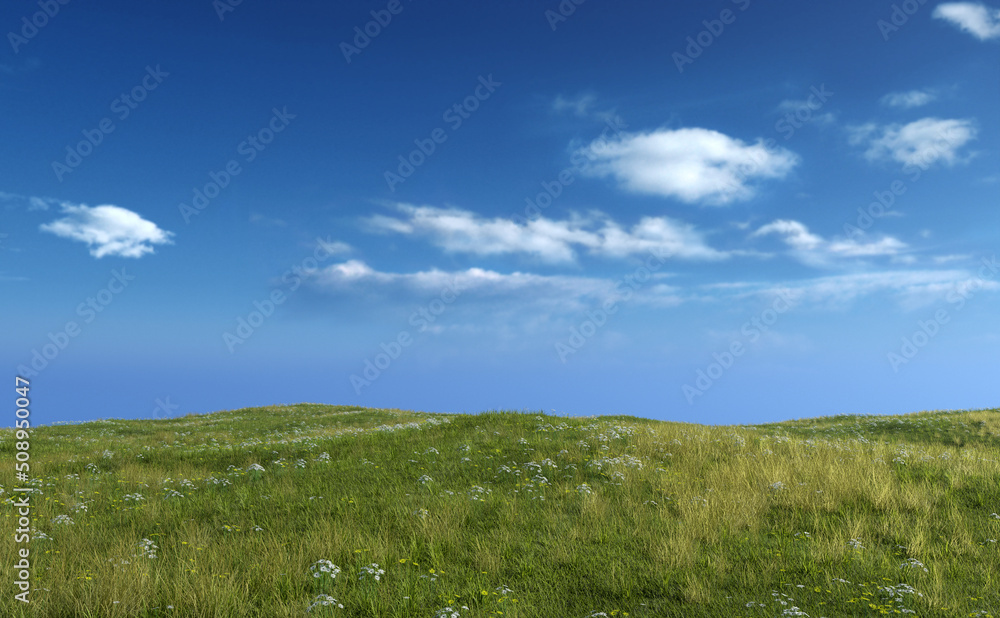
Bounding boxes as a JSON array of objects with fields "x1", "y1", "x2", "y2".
[
  {"x1": 933, "y1": 2, "x2": 1000, "y2": 39},
  {"x1": 753, "y1": 220, "x2": 824, "y2": 251},
  {"x1": 577, "y1": 127, "x2": 798, "y2": 205},
  {"x1": 880, "y1": 89, "x2": 937, "y2": 109},
  {"x1": 40, "y1": 203, "x2": 174, "y2": 258},
  {"x1": 365, "y1": 203, "x2": 728, "y2": 263},
  {"x1": 849, "y1": 117, "x2": 976, "y2": 168},
  {"x1": 752, "y1": 219, "x2": 906, "y2": 266}
]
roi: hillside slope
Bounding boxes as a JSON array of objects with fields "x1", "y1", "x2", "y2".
[{"x1": 2, "y1": 405, "x2": 999, "y2": 617}]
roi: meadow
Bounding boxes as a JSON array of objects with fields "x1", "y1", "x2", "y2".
[{"x1": 1, "y1": 404, "x2": 998, "y2": 617}]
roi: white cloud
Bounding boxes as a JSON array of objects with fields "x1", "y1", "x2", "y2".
[
  {"x1": 717, "y1": 269, "x2": 999, "y2": 310},
  {"x1": 309, "y1": 259, "x2": 997, "y2": 317},
  {"x1": 933, "y1": 2, "x2": 1000, "y2": 39},
  {"x1": 577, "y1": 127, "x2": 799, "y2": 205},
  {"x1": 316, "y1": 239, "x2": 352, "y2": 255},
  {"x1": 308, "y1": 260, "x2": 683, "y2": 311},
  {"x1": 880, "y1": 89, "x2": 937, "y2": 108},
  {"x1": 753, "y1": 220, "x2": 824, "y2": 251},
  {"x1": 752, "y1": 219, "x2": 907, "y2": 266},
  {"x1": 40, "y1": 203, "x2": 174, "y2": 258},
  {"x1": 850, "y1": 117, "x2": 976, "y2": 168},
  {"x1": 365, "y1": 203, "x2": 728, "y2": 263}
]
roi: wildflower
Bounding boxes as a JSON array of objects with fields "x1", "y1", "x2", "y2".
[
  {"x1": 900, "y1": 558, "x2": 929, "y2": 573},
  {"x1": 246, "y1": 463, "x2": 265, "y2": 473},
  {"x1": 358, "y1": 563, "x2": 385, "y2": 582},
  {"x1": 309, "y1": 559, "x2": 341, "y2": 579},
  {"x1": 307, "y1": 594, "x2": 344, "y2": 612},
  {"x1": 136, "y1": 538, "x2": 158, "y2": 559}
]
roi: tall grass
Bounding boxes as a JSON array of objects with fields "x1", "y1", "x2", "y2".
[{"x1": 2, "y1": 405, "x2": 998, "y2": 617}]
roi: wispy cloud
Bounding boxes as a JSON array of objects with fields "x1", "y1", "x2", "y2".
[
  {"x1": 551, "y1": 93, "x2": 621, "y2": 124},
  {"x1": 249, "y1": 213, "x2": 287, "y2": 227},
  {"x1": 308, "y1": 260, "x2": 683, "y2": 311},
  {"x1": 710, "y1": 269, "x2": 998, "y2": 310},
  {"x1": 933, "y1": 2, "x2": 1000, "y2": 39},
  {"x1": 308, "y1": 259, "x2": 995, "y2": 318},
  {"x1": 751, "y1": 219, "x2": 907, "y2": 266},
  {"x1": 0, "y1": 192, "x2": 59, "y2": 211},
  {"x1": 365, "y1": 203, "x2": 729, "y2": 263},
  {"x1": 933, "y1": 254, "x2": 971, "y2": 264},
  {"x1": 552, "y1": 93, "x2": 597, "y2": 118},
  {"x1": 576, "y1": 127, "x2": 798, "y2": 205},
  {"x1": 40, "y1": 203, "x2": 174, "y2": 258},
  {"x1": 880, "y1": 89, "x2": 937, "y2": 109},
  {"x1": 776, "y1": 99, "x2": 836, "y2": 125},
  {"x1": 848, "y1": 117, "x2": 976, "y2": 168}
]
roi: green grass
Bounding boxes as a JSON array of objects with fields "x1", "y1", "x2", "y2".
[{"x1": 2, "y1": 404, "x2": 999, "y2": 617}]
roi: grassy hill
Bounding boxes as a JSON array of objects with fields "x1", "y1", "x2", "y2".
[{"x1": 2, "y1": 405, "x2": 999, "y2": 617}]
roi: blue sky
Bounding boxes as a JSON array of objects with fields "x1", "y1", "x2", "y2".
[{"x1": 2, "y1": 0, "x2": 998, "y2": 426}]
